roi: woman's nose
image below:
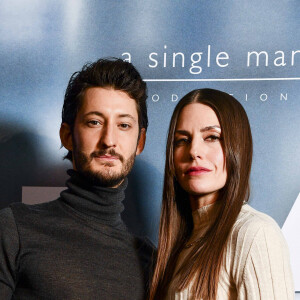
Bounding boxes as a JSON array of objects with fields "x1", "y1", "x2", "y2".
[{"x1": 189, "y1": 138, "x2": 204, "y2": 160}]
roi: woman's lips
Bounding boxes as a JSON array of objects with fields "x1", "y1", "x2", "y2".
[{"x1": 185, "y1": 166, "x2": 212, "y2": 175}]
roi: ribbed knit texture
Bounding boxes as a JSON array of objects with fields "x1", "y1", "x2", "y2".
[
  {"x1": 166, "y1": 203, "x2": 294, "y2": 300},
  {"x1": 60, "y1": 169, "x2": 127, "y2": 226},
  {"x1": 0, "y1": 170, "x2": 154, "y2": 300}
]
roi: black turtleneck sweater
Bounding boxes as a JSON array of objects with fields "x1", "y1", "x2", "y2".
[{"x1": 0, "y1": 170, "x2": 154, "y2": 300}]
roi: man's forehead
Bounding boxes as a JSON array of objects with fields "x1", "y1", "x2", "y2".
[
  {"x1": 78, "y1": 87, "x2": 139, "y2": 118},
  {"x1": 81, "y1": 111, "x2": 137, "y2": 123}
]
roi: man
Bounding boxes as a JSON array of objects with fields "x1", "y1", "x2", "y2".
[{"x1": 0, "y1": 58, "x2": 154, "y2": 299}]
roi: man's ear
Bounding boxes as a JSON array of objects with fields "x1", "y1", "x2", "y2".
[
  {"x1": 60, "y1": 123, "x2": 73, "y2": 151},
  {"x1": 136, "y1": 128, "x2": 146, "y2": 156}
]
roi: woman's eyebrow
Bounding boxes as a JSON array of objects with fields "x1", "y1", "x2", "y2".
[
  {"x1": 175, "y1": 130, "x2": 190, "y2": 135},
  {"x1": 175, "y1": 126, "x2": 221, "y2": 135},
  {"x1": 200, "y1": 125, "x2": 221, "y2": 132}
]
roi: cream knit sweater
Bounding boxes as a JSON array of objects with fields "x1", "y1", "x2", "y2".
[{"x1": 165, "y1": 203, "x2": 294, "y2": 300}]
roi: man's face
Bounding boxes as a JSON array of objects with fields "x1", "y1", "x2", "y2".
[{"x1": 61, "y1": 87, "x2": 145, "y2": 187}]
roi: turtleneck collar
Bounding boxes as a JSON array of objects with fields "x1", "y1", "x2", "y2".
[
  {"x1": 191, "y1": 200, "x2": 221, "y2": 235},
  {"x1": 60, "y1": 169, "x2": 127, "y2": 227}
]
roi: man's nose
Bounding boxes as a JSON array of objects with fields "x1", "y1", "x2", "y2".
[{"x1": 99, "y1": 125, "x2": 116, "y2": 148}]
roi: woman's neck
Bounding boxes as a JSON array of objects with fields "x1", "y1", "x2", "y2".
[{"x1": 189, "y1": 191, "x2": 219, "y2": 210}]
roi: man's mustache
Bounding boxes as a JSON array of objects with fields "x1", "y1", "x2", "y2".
[{"x1": 91, "y1": 149, "x2": 124, "y2": 162}]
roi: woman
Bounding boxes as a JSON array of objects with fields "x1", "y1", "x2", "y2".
[{"x1": 149, "y1": 89, "x2": 294, "y2": 299}]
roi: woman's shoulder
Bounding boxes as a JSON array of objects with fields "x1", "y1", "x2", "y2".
[
  {"x1": 226, "y1": 205, "x2": 294, "y2": 297},
  {"x1": 225, "y1": 204, "x2": 292, "y2": 284},
  {"x1": 226, "y1": 203, "x2": 288, "y2": 262},
  {"x1": 231, "y1": 203, "x2": 282, "y2": 239}
]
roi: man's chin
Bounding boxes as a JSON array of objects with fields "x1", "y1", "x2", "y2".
[
  {"x1": 93, "y1": 159, "x2": 119, "y2": 168},
  {"x1": 73, "y1": 149, "x2": 136, "y2": 187},
  {"x1": 79, "y1": 168, "x2": 125, "y2": 188}
]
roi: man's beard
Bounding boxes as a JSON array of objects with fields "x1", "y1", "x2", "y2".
[{"x1": 73, "y1": 147, "x2": 136, "y2": 187}]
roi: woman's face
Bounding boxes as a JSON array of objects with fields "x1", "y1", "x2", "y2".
[{"x1": 173, "y1": 103, "x2": 227, "y2": 205}]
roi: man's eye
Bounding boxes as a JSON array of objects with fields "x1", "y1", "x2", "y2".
[
  {"x1": 87, "y1": 120, "x2": 101, "y2": 126},
  {"x1": 119, "y1": 123, "x2": 131, "y2": 129}
]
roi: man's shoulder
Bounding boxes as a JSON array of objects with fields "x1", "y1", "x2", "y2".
[
  {"x1": 0, "y1": 206, "x2": 13, "y2": 218},
  {"x1": 7, "y1": 199, "x2": 62, "y2": 225},
  {"x1": 134, "y1": 236, "x2": 156, "y2": 254},
  {"x1": 9, "y1": 198, "x2": 61, "y2": 212},
  {"x1": 0, "y1": 206, "x2": 15, "y2": 228},
  {"x1": 133, "y1": 235, "x2": 157, "y2": 264},
  {"x1": 0, "y1": 207, "x2": 19, "y2": 249},
  {"x1": 132, "y1": 235, "x2": 157, "y2": 289}
]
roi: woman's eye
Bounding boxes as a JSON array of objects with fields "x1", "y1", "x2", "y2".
[
  {"x1": 205, "y1": 135, "x2": 220, "y2": 142},
  {"x1": 174, "y1": 138, "x2": 189, "y2": 146}
]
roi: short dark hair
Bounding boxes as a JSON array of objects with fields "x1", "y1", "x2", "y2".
[{"x1": 62, "y1": 58, "x2": 148, "y2": 161}]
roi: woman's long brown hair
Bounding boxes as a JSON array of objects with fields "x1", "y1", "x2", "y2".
[{"x1": 149, "y1": 89, "x2": 253, "y2": 300}]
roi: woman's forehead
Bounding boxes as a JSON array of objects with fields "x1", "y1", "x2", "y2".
[{"x1": 176, "y1": 103, "x2": 220, "y2": 130}]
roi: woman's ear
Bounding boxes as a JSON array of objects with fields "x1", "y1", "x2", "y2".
[
  {"x1": 60, "y1": 123, "x2": 73, "y2": 151},
  {"x1": 136, "y1": 128, "x2": 146, "y2": 155}
]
